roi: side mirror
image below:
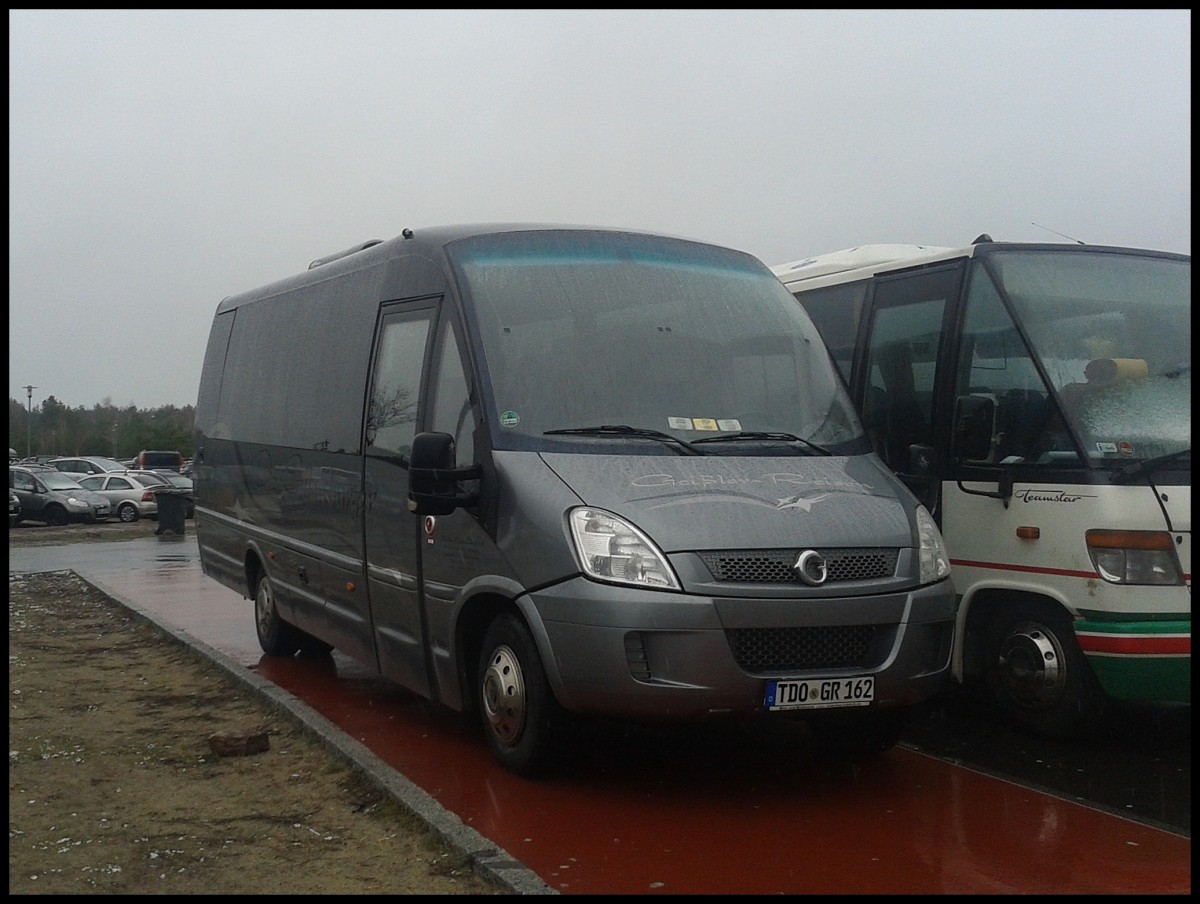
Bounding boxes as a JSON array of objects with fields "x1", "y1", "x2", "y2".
[
  {"x1": 952, "y1": 395, "x2": 994, "y2": 461},
  {"x1": 407, "y1": 431, "x2": 480, "y2": 516}
]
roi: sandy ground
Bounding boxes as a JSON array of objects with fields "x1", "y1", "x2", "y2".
[{"x1": 8, "y1": 520, "x2": 511, "y2": 894}]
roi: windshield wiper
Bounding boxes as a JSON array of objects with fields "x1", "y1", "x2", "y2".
[
  {"x1": 1109, "y1": 448, "x2": 1191, "y2": 484},
  {"x1": 544, "y1": 425, "x2": 705, "y2": 456},
  {"x1": 691, "y1": 431, "x2": 832, "y2": 455}
]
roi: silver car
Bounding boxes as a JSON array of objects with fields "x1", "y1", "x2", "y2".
[
  {"x1": 77, "y1": 471, "x2": 161, "y2": 523},
  {"x1": 48, "y1": 456, "x2": 130, "y2": 480},
  {"x1": 9, "y1": 466, "x2": 111, "y2": 525}
]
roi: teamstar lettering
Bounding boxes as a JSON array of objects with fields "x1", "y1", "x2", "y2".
[{"x1": 1014, "y1": 488, "x2": 1095, "y2": 504}]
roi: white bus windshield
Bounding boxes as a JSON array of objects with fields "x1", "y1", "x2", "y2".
[{"x1": 990, "y1": 250, "x2": 1190, "y2": 464}]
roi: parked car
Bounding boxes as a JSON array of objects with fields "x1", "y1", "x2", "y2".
[
  {"x1": 136, "y1": 450, "x2": 184, "y2": 472},
  {"x1": 155, "y1": 471, "x2": 194, "y2": 518},
  {"x1": 9, "y1": 490, "x2": 20, "y2": 527},
  {"x1": 20, "y1": 455, "x2": 59, "y2": 466},
  {"x1": 9, "y1": 466, "x2": 112, "y2": 525},
  {"x1": 49, "y1": 456, "x2": 130, "y2": 480},
  {"x1": 77, "y1": 471, "x2": 161, "y2": 523}
]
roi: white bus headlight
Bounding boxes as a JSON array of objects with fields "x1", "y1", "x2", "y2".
[
  {"x1": 915, "y1": 504, "x2": 952, "y2": 586},
  {"x1": 1086, "y1": 530, "x2": 1184, "y2": 585},
  {"x1": 568, "y1": 507, "x2": 680, "y2": 591}
]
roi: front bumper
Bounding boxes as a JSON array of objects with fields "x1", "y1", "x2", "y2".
[
  {"x1": 527, "y1": 577, "x2": 957, "y2": 720},
  {"x1": 1075, "y1": 618, "x2": 1191, "y2": 703}
]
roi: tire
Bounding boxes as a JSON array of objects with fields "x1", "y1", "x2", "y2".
[
  {"x1": 117, "y1": 502, "x2": 139, "y2": 523},
  {"x1": 477, "y1": 611, "x2": 562, "y2": 778},
  {"x1": 808, "y1": 706, "x2": 909, "y2": 759},
  {"x1": 253, "y1": 570, "x2": 302, "y2": 657},
  {"x1": 43, "y1": 505, "x2": 69, "y2": 527},
  {"x1": 981, "y1": 603, "x2": 1108, "y2": 739}
]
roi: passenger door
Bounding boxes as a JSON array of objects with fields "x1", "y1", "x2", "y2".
[
  {"x1": 854, "y1": 265, "x2": 964, "y2": 512},
  {"x1": 361, "y1": 297, "x2": 485, "y2": 705},
  {"x1": 362, "y1": 301, "x2": 438, "y2": 696}
]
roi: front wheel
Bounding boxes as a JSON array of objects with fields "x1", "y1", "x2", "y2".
[
  {"x1": 981, "y1": 603, "x2": 1108, "y2": 739},
  {"x1": 42, "y1": 505, "x2": 69, "y2": 527},
  {"x1": 477, "y1": 612, "x2": 563, "y2": 778},
  {"x1": 254, "y1": 570, "x2": 302, "y2": 657}
]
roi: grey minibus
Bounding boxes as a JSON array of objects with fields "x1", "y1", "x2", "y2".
[{"x1": 193, "y1": 224, "x2": 956, "y2": 776}]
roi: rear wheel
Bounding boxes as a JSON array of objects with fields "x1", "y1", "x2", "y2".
[
  {"x1": 117, "y1": 502, "x2": 139, "y2": 523},
  {"x1": 982, "y1": 603, "x2": 1107, "y2": 739},
  {"x1": 43, "y1": 505, "x2": 69, "y2": 527},
  {"x1": 477, "y1": 612, "x2": 563, "y2": 778},
  {"x1": 254, "y1": 570, "x2": 302, "y2": 656}
]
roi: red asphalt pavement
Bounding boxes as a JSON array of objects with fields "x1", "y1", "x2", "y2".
[{"x1": 10, "y1": 535, "x2": 1191, "y2": 895}]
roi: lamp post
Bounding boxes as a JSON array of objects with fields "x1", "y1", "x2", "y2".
[
  {"x1": 112, "y1": 422, "x2": 119, "y2": 459},
  {"x1": 23, "y1": 385, "x2": 36, "y2": 459}
]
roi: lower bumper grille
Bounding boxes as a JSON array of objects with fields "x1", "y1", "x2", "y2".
[{"x1": 728, "y1": 624, "x2": 888, "y2": 672}]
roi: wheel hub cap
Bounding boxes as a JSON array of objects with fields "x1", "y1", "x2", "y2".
[
  {"x1": 997, "y1": 620, "x2": 1065, "y2": 709},
  {"x1": 481, "y1": 644, "x2": 525, "y2": 744}
]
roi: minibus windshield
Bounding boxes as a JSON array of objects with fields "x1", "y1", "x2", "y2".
[
  {"x1": 987, "y1": 250, "x2": 1190, "y2": 464},
  {"x1": 451, "y1": 231, "x2": 867, "y2": 455}
]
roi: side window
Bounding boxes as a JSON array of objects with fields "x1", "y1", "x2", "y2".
[
  {"x1": 862, "y1": 267, "x2": 959, "y2": 470},
  {"x1": 109, "y1": 477, "x2": 133, "y2": 490},
  {"x1": 12, "y1": 472, "x2": 36, "y2": 492},
  {"x1": 366, "y1": 307, "x2": 435, "y2": 459},
  {"x1": 791, "y1": 280, "x2": 868, "y2": 385},
  {"x1": 955, "y1": 268, "x2": 1064, "y2": 464},
  {"x1": 426, "y1": 317, "x2": 474, "y2": 465}
]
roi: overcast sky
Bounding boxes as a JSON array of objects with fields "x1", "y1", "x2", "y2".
[{"x1": 9, "y1": 9, "x2": 1191, "y2": 411}]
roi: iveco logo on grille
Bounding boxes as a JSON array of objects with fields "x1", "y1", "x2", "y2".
[{"x1": 793, "y1": 550, "x2": 828, "y2": 586}]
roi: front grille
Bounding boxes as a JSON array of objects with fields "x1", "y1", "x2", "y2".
[
  {"x1": 728, "y1": 624, "x2": 886, "y2": 672},
  {"x1": 698, "y1": 548, "x2": 898, "y2": 584}
]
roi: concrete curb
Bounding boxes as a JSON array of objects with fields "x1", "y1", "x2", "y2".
[{"x1": 77, "y1": 571, "x2": 557, "y2": 896}]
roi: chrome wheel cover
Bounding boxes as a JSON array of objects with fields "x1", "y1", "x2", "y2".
[
  {"x1": 481, "y1": 643, "x2": 526, "y2": 745},
  {"x1": 997, "y1": 619, "x2": 1066, "y2": 710}
]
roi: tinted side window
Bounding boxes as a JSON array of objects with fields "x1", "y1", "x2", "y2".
[
  {"x1": 366, "y1": 308, "x2": 435, "y2": 459},
  {"x1": 861, "y1": 266, "x2": 961, "y2": 470},
  {"x1": 954, "y1": 266, "x2": 1065, "y2": 465},
  {"x1": 792, "y1": 279, "x2": 869, "y2": 384},
  {"x1": 426, "y1": 317, "x2": 474, "y2": 465},
  {"x1": 216, "y1": 271, "x2": 380, "y2": 452}
]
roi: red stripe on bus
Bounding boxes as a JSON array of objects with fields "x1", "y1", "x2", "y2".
[
  {"x1": 952, "y1": 559, "x2": 1192, "y2": 583},
  {"x1": 950, "y1": 559, "x2": 1097, "y2": 579},
  {"x1": 1076, "y1": 634, "x2": 1191, "y2": 655}
]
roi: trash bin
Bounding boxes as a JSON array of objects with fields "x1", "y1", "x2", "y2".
[{"x1": 154, "y1": 487, "x2": 188, "y2": 536}]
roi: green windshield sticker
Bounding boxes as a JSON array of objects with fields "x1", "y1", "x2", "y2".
[{"x1": 500, "y1": 410, "x2": 520, "y2": 429}]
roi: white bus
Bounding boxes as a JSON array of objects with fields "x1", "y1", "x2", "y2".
[{"x1": 772, "y1": 238, "x2": 1190, "y2": 738}]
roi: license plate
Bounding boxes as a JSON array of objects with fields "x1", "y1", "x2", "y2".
[{"x1": 765, "y1": 676, "x2": 874, "y2": 711}]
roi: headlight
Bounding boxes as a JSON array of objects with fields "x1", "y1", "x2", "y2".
[
  {"x1": 65, "y1": 497, "x2": 89, "y2": 510},
  {"x1": 568, "y1": 507, "x2": 680, "y2": 590},
  {"x1": 1086, "y1": 530, "x2": 1183, "y2": 585},
  {"x1": 915, "y1": 504, "x2": 951, "y2": 586}
]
